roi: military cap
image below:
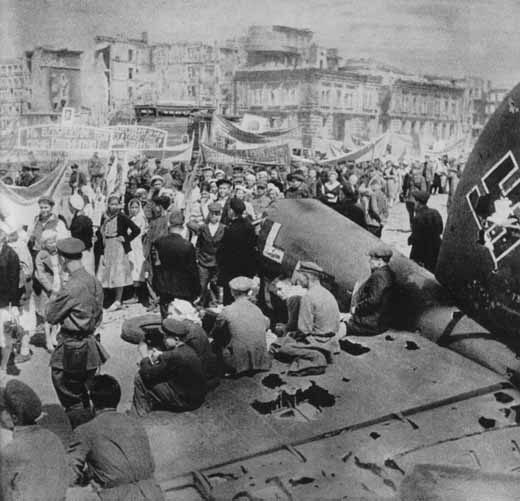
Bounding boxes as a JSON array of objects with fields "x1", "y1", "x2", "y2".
[
  {"x1": 233, "y1": 165, "x2": 244, "y2": 172},
  {"x1": 135, "y1": 188, "x2": 148, "y2": 196},
  {"x1": 413, "y1": 190, "x2": 430, "y2": 204},
  {"x1": 214, "y1": 168, "x2": 225, "y2": 176},
  {"x1": 30, "y1": 165, "x2": 40, "y2": 170},
  {"x1": 229, "y1": 276, "x2": 253, "y2": 292},
  {"x1": 229, "y1": 197, "x2": 245, "y2": 214},
  {"x1": 151, "y1": 175, "x2": 165, "y2": 185},
  {"x1": 216, "y1": 178, "x2": 232, "y2": 187},
  {"x1": 299, "y1": 261, "x2": 324, "y2": 275},
  {"x1": 57, "y1": 237, "x2": 85, "y2": 259},
  {"x1": 202, "y1": 166, "x2": 213, "y2": 172},
  {"x1": 4, "y1": 380, "x2": 42, "y2": 424},
  {"x1": 69, "y1": 193, "x2": 85, "y2": 211},
  {"x1": 256, "y1": 182, "x2": 267, "y2": 189},
  {"x1": 208, "y1": 202, "x2": 222, "y2": 213},
  {"x1": 368, "y1": 245, "x2": 393, "y2": 260},
  {"x1": 38, "y1": 196, "x2": 55, "y2": 206},
  {"x1": 169, "y1": 210, "x2": 184, "y2": 226},
  {"x1": 161, "y1": 318, "x2": 189, "y2": 338}
]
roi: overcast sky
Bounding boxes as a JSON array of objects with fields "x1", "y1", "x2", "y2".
[{"x1": 1, "y1": 0, "x2": 519, "y2": 87}]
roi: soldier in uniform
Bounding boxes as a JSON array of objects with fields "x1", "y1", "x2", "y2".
[
  {"x1": 46, "y1": 237, "x2": 108, "y2": 428},
  {"x1": 345, "y1": 245, "x2": 396, "y2": 336}
]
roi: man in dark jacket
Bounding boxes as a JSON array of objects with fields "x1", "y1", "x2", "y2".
[
  {"x1": 193, "y1": 202, "x2": 226, "y2": 306},
  {"x1": 1, "y1": 380, "x2": 68, "y2": 501},
  {"x1": 131, "y1": 323, "x2": 207, "y2": 415},
  {"x1": 217, "y1": 198, "x2": 258, "y2": 305},
  {"x1": 152, "y1": 210, "x2": 200, "y2": 318},
  {"x1": 68, "y1": 375, "x2": 164, "y2": 500},
  {"x1": 409, "y1": 190, "x2": 444, "y2": 272},
  {"x1": 0, "y1": 223, "x2": 21, "y2": 375},
  {"x1": 345, "y1": 245, "x2": 396, "y2": 336}
]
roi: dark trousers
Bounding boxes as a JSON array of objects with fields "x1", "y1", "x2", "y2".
[
  {"x1": 405, "y1": 202, "x2": 415, "y2": 230},
  {"x1": 131, "y1": 372, "x2": 189, "y2": 416},
  {"x1": 198, "y1": 265, "x2": 218, "y2": 307},
  {"x1": 159, "y1": 294, "x2": 175, "y2": 319},
  {"x1": 367, "y1": 225, "x2": 383, "y2": 238},
  {"x1": 51, "y1": 368, "x2": 96, "y2": 427}
]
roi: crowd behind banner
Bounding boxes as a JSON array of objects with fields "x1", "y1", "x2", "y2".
[
  {"x1": 0, "y1": 146, "x2": 460, "y2": 498},
  {"x1": 0, "y1": 148, "x2": 462, "y2": 362}
]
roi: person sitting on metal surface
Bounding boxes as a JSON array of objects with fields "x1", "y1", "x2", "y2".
[
  {"x1": 211, "y1": 276, "x2": 271, "y2": 377},
  {"x1": 345, "y1": 245, "x2": 396, "y2": 336},
  {"x1": 47, "y1": 237, "x2": 109, "y2": 429},
  {"x1": 408, "y1": 190, "x2": 444, "y2": 273},
  {"x1": 162, "y1": 317, "x2": 219, "y2": 388},
  {"x1": 272, "y1": 261, "x2": 340, "y2": 376},
  {"x1": 131, "y1": 318, "x2": 207, "y2": 416},
  {"x1": 0, "y1": 380, "x2": 69, "y2": 501},
  {"x1": 68, "y1": 374, "x2": 165, "y2": 500}
]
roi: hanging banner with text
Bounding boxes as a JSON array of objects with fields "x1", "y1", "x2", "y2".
[
  {"x1": 201, "y1": 143, "x2": 291, "y2": 168},
  {"x1": 109, "y1": 125, "x2": 168, "y2": 150},
  {"x1": 17, "y1": 125, "x2": 112, "y2": 151}
]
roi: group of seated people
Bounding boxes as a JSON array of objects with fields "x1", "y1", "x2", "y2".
[{"x1": 128, "y1": 243, "x2": 396, "y2": 415}]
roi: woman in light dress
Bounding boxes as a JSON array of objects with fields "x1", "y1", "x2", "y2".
[{"x1": 127, "y1": 199, "x2": 148, "y2": 300}]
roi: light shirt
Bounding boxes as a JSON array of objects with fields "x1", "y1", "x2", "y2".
[
  {"x1": 208, "y1": 222, "x2": 219, "y2": 237},
  {"x1": 297, "y1": 282, "x2": 341, "y2": 335}
]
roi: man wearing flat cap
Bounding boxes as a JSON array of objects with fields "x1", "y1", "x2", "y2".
[
  {"x1": 216, "y1": 178, "x2": 233, "y2": 225},
  {"x1": 46, "y1": 237, "x2": 108, "y2": 428},
  {"x1": 286, "y1": 170, "x2": 311, "y2": 199},
  {"x1": 28, "y1": 195, "x2": 69, "y2": 258},
  {"x1": 151, "y1": 210, "x2": 200, "y2": 318},
  {"x1": 0, "y1": 380, "x2": 68, "y2": 500},
  {"x1": 211, "y1": 276, "x2": 271, "y2": 376},
  {"x1": 274, "y1": 261, "x2": 340, "y2": 375},
  {"x1": 132, "y1": 316, "x2": 207, "y2": 415},
  {"x1": 345, "y1": 245, "x2": 396, "y2": 336},
  {"x1": 217, "y1": 197, "x2": 258, "y2": 305},
  {"x1": 162, "y1": 316, "x2": 218, "y2": 386},
  {"x1": 408, "y1": 190, "x2": 444, "y2": 272},
  {"x1": 191, "y1": 202, "x2": 226, "y2": 307}
]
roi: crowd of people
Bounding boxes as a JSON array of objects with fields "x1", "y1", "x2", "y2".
[{"x1": 0, "y1": 148, "x2": 458, "y2": 499}]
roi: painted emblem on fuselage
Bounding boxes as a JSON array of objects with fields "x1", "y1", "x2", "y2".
[{"x1": 466, "y1": 150, "x2": 520, "y2": 268}]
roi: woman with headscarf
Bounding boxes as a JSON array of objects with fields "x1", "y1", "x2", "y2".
[
  {"x1": 128, "y1": 198, "x2": 148, "y2": 301},
  {"x1": 96, "y1": 195, "x2": 141, "y2": 311}
]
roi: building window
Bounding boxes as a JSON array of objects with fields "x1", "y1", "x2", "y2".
[
  {"x1": 128, "y1": 68, "x2": 133, "y2": 79},
  {"x1": 128, "y1": 86, "x2": 133, "y2": 99},
  {"x1": 128, "y1": 49, "x2": 133, "y2": 61}
]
